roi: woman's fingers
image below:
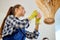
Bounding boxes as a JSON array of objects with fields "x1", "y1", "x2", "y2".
[
  {"x1": 35, "y1": 13, "x2": 41, "y2": 24},
  {"x1": 36, "y1": 13, "x2": 41, "y2": 19}
]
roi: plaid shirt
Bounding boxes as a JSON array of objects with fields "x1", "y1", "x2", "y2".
[{"x1": 2, "y1": 15, "x2": 39, "y2": 39}]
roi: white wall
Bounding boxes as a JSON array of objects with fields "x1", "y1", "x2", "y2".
[{"x1": 0, "y1": 0, "x2": 55, "y2": 40}]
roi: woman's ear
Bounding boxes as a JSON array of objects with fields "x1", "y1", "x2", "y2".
[{"x1": 15, "y1": 8, "x2": 18, "y2": 13}]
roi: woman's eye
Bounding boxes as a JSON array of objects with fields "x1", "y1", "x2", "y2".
[{"x1": 22, "y1": 7, "x2": 24, "y2": 9}]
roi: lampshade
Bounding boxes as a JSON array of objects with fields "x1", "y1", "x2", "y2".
[{"x1": 35, "y1": 0, "x2": 60, "y2": 24}]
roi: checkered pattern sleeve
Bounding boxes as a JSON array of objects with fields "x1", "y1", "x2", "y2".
[
  {"x1": 7, "y1": 15, "x2": 29, "y2": 28},
  {"x1": 2, "y1": 15, "x2": 29, "y2": 37},
  {"x1": 25, "y1": 30, "x2": 39, "y2": 39}
]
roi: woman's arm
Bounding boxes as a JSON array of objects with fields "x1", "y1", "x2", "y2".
[
  {"x1": 35, "y1": 13, "x2": 41, "y2": 31},
  {"x1": 25, "y1": 13, "x2": 41, "y2": 39},
  {"x1": 35, "y1": 24, "x2": 39, "y2": 31}
]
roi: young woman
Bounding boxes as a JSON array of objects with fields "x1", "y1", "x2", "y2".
[{"x1": 0, "y1": 4, "x2": 41, "y2": 40}]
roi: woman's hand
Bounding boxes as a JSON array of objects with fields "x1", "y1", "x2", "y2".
[{"x1": 35, "y1": 13, "x2": 41, "y2": 24}]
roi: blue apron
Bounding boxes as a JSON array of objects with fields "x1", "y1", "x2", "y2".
[{"x1": 3, "y1": 28, "x2": 26, "y2": 40}]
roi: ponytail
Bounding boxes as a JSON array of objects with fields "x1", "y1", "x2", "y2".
[{"x1": 0, "y1": 7, "x2": 14, "y2": 36}]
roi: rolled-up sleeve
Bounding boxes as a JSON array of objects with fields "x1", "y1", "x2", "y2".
[
  {"x1": 25, "y1": 30, "x2": 39, "y2": 39},
  {"x1": 20, "y1": 19, "x2": 29, "y2": 28}
]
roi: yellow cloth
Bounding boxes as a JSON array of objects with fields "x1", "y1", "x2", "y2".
[
  {"x1": 28, "y1": 10, "x2": 38, "y2": 20},
  {"x1": 35, "y1": 17, "x2": 41, "y2": 24}
]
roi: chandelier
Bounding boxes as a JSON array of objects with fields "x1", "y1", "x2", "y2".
[{"x1": 36, "y1": 0, "x2": 60, "y2": 24}]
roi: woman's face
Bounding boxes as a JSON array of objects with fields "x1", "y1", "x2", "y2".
[{"x1": 16, "y1": 6, "x2": 26, "y2": 16}]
